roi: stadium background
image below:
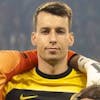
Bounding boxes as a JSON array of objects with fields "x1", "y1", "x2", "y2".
[{"x1": 0, "y1": 0, "x2": 100, "y2": 60}]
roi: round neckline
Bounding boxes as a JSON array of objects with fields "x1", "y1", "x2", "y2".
[{"x1": 35, "y1": 66, "x2": 72, "y2": 79}]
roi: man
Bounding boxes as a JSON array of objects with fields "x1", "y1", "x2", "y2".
[
  {"x1": 3, "y1": 1, "x2": 87, "y2": 100},
  {"x1": 0, "y1": 1, "x2": 99, "y2": 99}
]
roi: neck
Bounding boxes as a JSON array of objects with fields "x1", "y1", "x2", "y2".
[{"x1": 38, "y1": 56, "x2": 68, "y2": 75}]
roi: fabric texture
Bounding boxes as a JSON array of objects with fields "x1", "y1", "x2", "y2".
[{"x1": 4, "y1": 67, "x2": 86, "y2": 100}]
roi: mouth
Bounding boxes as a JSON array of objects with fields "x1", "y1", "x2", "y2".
[
  {"x1": 45, "y1": 47, "x2": 60, "y2": 50},
  {"x1": 45, "y1": 47, "x2": 60, "y2": 53}
]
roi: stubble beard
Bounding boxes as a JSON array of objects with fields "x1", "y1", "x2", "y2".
[{"x1": 41, "y1": 54, "x2": 66, "y2": 67}]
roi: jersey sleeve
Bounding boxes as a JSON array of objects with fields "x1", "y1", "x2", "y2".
[
  {"x1": 0, "y1": 50, "x2": 20, "y2": 90},
  {"x1": 68, "y1": 50, "x2": 79, "y2": 71}
]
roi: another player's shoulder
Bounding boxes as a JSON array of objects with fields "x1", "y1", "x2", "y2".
[
  {"x1": 20, "y1": 49, "x2": 37, "y2": 58},
  {"x1": 68, "y1": 50, "x2": 76, "y2": 60},
  {"x1": 0, "y1": 50, "x2": 20, "y2": 58},
  {"x1": 19, "y1": 50, "x2": 38, "y2": 66},
  {"x1": 0, "y1": 50, "x2": 20, "y2": 73}
]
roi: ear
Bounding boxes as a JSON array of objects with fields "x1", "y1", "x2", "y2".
[
  {"x1": 68, "y1": 32, "x2": 74, "y2": 47},
  {"x1": 31, "y1": 32, "x2": 37, "y2": 46}
]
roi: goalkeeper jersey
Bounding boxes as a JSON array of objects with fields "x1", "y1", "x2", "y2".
[{"x1": 4, "y1": 67, "x2": 86, "y2": 100}]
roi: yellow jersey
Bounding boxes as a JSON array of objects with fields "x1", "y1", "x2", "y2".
[{"x1": 4, "y1": 67, "x2": 86, "y2": 100}]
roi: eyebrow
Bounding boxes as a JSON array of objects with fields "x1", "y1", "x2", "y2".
[
  {"x1": 40, "y1": 26, "x2": 66, "y2": 29},
  {"x1": 55, "y1": 27, "x2": 66, "y2": 30}
]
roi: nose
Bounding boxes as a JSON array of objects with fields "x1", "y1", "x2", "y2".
[{"x1": 49, "y1": 31, "x2": 57, "y2": 45}]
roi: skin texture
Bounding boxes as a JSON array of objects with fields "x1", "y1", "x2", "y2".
[
  {"x1": 31, "y1": 11, "x2": 74, "y2": 75},
  {"x1": 81, "y1": 98, "x2": 94, "y2": 100}
]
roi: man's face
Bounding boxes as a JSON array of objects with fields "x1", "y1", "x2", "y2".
[{"x1": 32, "y1": 12, "x2": 74, "y2": 62}]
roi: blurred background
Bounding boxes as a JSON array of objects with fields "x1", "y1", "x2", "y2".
[{"x1": 0, "y1": 0, "x2": 100, "y2": 60}]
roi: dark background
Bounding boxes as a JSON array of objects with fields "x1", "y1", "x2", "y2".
[{"x1": 0, "y1": 0, "x2": 100, "y2": 60}]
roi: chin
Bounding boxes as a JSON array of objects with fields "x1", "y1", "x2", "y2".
[{"x1": 46, "y1": 56, "x2": 62, "y2": 62}]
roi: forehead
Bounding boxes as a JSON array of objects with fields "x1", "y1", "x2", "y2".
[{"x1": 36, "y1": 12, "x2": 69, "y2": 28}]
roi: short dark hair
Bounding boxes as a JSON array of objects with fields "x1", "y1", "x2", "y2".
[
  {"x1": 77, "y1": 85, "x2": 100, "y2": 100},
  {"x1": 33, "y1": 1, "x2": 72, "y2": 31}
]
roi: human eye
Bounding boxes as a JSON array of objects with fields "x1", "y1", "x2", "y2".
[
  {"x1": 40, "y1": 28, "x2": 50, "y2": 35},
  {"x1": 56, "y1": 28, "x2": 66, "y2": 35}
]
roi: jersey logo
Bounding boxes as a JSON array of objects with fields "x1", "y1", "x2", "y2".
[
  {"x1": 6, "y1": 89, "x2": 74, "y2": 100},
  {"x1": 20, "y1": 94, "x2": 38, "y2": 100}
]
